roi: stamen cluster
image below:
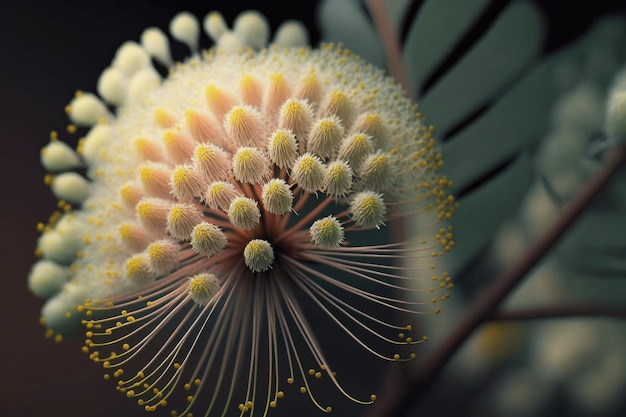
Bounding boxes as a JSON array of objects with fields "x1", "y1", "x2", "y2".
[{"x1": 30, "y1": 9, "x2": 456, "y2": 417}]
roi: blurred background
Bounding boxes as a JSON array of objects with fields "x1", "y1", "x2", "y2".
[{"x1": 2, "y1": 1, "x2": 625, "y2": 416}]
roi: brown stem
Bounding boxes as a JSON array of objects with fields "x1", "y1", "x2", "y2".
[
  {"x1": 492, "y1": 305, "x2": 626, "y2": 321},
  {"x1": 365, "y1": 0, "x2": 410, "y2": 95},
  {"x1": 370, "y1": 144, "x2": 626, "y2": 417}
]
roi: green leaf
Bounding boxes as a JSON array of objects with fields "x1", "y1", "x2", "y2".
[
  {"x1": 317, "y1": 0, "x2": 384, "y2": 66},
  {"x1": 419, "y1": 2, "x2": 546, "y2": 134},
  {"x1": 403, "y1": 0, "x2": 491, "y2": 96},
  {"x1": 444, "y1": 153, "x2": 533, "y2": 275}
]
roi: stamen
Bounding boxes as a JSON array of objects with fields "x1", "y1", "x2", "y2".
[
  {"x1": 170, "y1": 165, "x2": 206, "y2": 202},
  {"x1": 190, "y1": 222, "x2": 227, "y2": 257},
  {"x1": 337, "y1": 134, "x2": 373, "y2": 171},
  {"x1": 307, "y1": 116, "x2": 344, "y2": 159},
  {"x1": 310, "y1": 216, "x2": 344, "y2": 248},
  {"x1": 146, "y1": 239, "x2": 179, "y2": 274},
  {"x1": 138, "y1": 163, "x2": 172, "y2": 199},
  {"x1": 278, "y1": 99, "x2": 313, "y2": 143},
  {"x1": 162, "y1": 130, "x2": 196, "y2": 164},
  {"x1": 228, "y1": 197, "x2": 261, "y2": 230},
  {"x1": 188, "y1": 273, "x2": 221, "y2": 306},
  {"x1": 324, "y1": 161, "x2": 353, "y2": 198},
  {"x1": 193, "y1": 143, "x2": 231, "y2": 182},
  {"x1": 204, "y1": 181, "x2": 241, "y2": 211},
  {"x1": 232, "y1": 147, "x2": 270, "y2": 184},
  {"x1": 125, "y1": 254, "x2": 155, "y2": 287},
  {"x1": 243, "y1": 239, "x2": 274, "y2": 272},
  {"x1": 349, "y1": 191, "x2": 386, "y2": 229},
  {"x1": 166, "y1": 204, "x2": 204, "y2": 240},
  {"x1": 292, "y1": 153, "x2": 326, "y2": 194},
  {"x1": 267, "y1": 129, "x2": 298, "y2": 169},
  {"x1": 225, "y1": 105, "x2": 266, "y2": 148}
]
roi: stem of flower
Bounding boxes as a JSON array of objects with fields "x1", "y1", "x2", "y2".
[
  {"x1": 365, "y1": 0, "x2": 410, "y2": 96},
  {"x1": 492, "y1": 305, "x2": 626, "y2": 321},
  {"x1": 369, "y1": 144, "x2": 626, "y2": 417}
]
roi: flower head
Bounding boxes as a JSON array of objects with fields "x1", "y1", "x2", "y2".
[{"x1": 30, "y1": 9, "x2": 456, "y2": 417}]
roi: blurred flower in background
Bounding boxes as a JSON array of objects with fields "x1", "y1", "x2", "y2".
[{"x1": 319, "y1": 1, "x2": 626, "y2": 417}]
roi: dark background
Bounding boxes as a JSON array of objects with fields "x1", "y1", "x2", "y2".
[{"x1": 1, "y1": 1, "x2": 625, "y2": 416}]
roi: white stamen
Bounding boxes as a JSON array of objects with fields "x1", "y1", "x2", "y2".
[
  {"x1": 191, "y1": 222, "x2": 228, "y2": 257},
  {"x1": 243, "y1": 239, "x2": 274, "y2": 272},
  {"x1": 262, "y1": 179, "x2": 293, "y2": 215},
  {"x1": 188, "y1": 273, "x2": 221, "y2": 306}
]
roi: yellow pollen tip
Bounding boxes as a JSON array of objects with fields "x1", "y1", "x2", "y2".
[{"x1": 227, "y1": 107, "x2": 246, "y2": 127}]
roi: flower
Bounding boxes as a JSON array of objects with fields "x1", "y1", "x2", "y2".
[{"x1": 29, "y1": 9, "x2": 455, "y2": 416}]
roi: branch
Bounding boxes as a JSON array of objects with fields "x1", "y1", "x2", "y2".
[
  {"x1": 365, "y1": 0, "x2": 410, "y2": 95},
  {"x1": 371, "y1": 144, "x2": 626, "y2": 417},
  {"x1": 492, "y1": 305, "x2": 626, "y2": 321}
]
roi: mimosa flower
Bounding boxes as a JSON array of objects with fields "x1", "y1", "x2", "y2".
[{"x1": 29, "y1": 9, "x2": 455, "y2": 416}]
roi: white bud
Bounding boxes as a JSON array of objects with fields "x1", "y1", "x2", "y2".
[
  {"x1": 51, "y1": 172, "x2": 90, "y2": 205},
  {"x1": 41, "y1": 292, "x2": 80, "y2": 333},
  {"x1": 82, "y1": 125, "x2": 112, "y2": 166},
  {"x1": 203, "y1": 12, "x2": 228, "y2": 42},
  {"x1": 140, "y1": 27, "x2": 172, "y2": 67},
  {"x1": 37, "y1": 231, "x2": 77, "y2": 264},
  {"x1": 322, "y1": 90, "x2": 354, "y2": 127},
  {"x1": 68, "y1": 93, "x2": 109, "y2": 126},
  {"x1": 225, "y1": 105, "x2": 267, "y2": 148},
  {"x1": 41, "y1": 140, "x2": 81, "y2": 172},
  {"x1": 272, "y1": 20, "x2": 309, "y2": 47},
  {"x1": 217, "y1": 31, "x2": 244, "y2": 53},
  {"x1": 170, "y1": 11, "x2": 200, "y2": 52},
  {"x1": 112, "y1": 41, "x2": 150, "y2": 76},
  {"x1": 279, "y1": 99, "x2": 313, "y2": 142},
  {"x1": 233, "y1": 10, "x2": 269, "y2": 50},
  {"x1": 55, "y1": 215, "x2": 83, "y2": 253},
  {"x1": 128, "y1": 67, "x2": 161, "y2": 100},
  {"x1": 97, "y1": 67, "x2": 127, "y2": 106},
  {"x1": 28, "y1": 260, "x2": 69, "y2": 299}
]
